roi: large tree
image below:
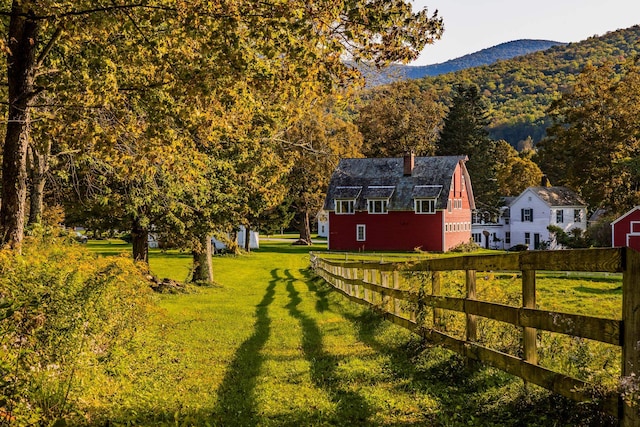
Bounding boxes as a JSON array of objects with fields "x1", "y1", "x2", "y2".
[
  {"x1": 1, "y1": 1, "x2": 444, "y2": 250},
  {"x1": 437, "y1": 83, "x2": 501, "y2": 211},
  {"x1": 494, "y1": 139, "x2": 543, "y2": 196},
  {"x1": 284, "y1": 98, "x2": 363, "y2": 244},
  {"x1": 537, "y1": 60, "x2": 640, "y2": 213},
  {"x1": 357, "y1": 81, "x2": 444, "y2": 157}
]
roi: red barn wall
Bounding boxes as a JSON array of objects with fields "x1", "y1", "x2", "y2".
[
  {"x1": 443, "y1": 164, "x2": 473, "y2": 251},
  {"x1": 613, "y1": 208, "x2": 640, "y2": 250},
  {"x1": 328, "y1": 211, "x2": 444, "y2": 251}
]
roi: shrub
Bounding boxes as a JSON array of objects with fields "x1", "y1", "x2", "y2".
[
  {"x1": 0, "y1": 229, "x2": 155, "y2": 425},
  {"x1": 449, "y1": 239, "x2": 481, "y2": 253}
]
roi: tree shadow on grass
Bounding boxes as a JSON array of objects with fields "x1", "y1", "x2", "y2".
[
  {"x1": 210, "y1": 270, "x2": 277, "y2": 426},
  {"x1": 280, "y1": 269, "x2": 371, "y2": 425}
]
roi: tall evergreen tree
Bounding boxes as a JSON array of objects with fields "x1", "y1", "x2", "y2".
[{"x1": 437, "y1": 84, "x2": 500, "y2": 211}]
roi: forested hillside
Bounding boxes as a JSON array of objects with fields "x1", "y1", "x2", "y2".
[
  {"x1": 362, "y1": 39, "x2": 563, "y2": 85},
  {"x1": 404, "y1": 39, "x2": 564, "y2": 79},
  {"x1": 414, "y1": 25, "x2": 640, "y2": 148}
]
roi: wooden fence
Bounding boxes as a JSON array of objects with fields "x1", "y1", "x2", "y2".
[{"x1": 310, "y1": 248, "x2": 640, "y2": 426}]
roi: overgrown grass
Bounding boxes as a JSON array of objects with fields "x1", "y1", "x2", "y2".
[{"x1": 74, "y1": 242, "x2": 618, "y2": 425}]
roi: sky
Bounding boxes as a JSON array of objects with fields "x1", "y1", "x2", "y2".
[{"x1": 411, "y1": 0, "x2": 640, "y2": 66}]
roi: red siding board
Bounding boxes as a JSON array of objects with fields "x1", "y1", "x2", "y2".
[{"x1": 329, "y1": 211, "x2": 444, "y2": 251}]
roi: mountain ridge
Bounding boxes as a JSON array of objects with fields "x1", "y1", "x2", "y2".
[
  {"x1": 363, "y1": 39, "x2": 565, "y2": 85},
  {"x1": 412, "y1": 25, "x2": 640, "y2": 147},
  {"x1": 404, "y1": 39, "x2": 566, "y2": 78}
]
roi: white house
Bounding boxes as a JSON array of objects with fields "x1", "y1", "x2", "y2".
[
  {"x1": 472, "y1": 186, "x2": 587, "y2": 250},
  {"x1": 212, "y1": 226, "x2": 259, "y2": 251},
  {"x1": 317, "y1": 210, "x2": 329, "y2": 238}
]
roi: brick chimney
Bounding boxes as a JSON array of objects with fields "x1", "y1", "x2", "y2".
[{"x1": 403, "y1": 152, "x2": 415, "y2": 176}]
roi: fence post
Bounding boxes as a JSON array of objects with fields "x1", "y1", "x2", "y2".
[
  {"x1": 371, "y1": 268, "x2": 377, "y2": 306},
  {"x1": 393, "y1": 270, "x2": 401, "y2": 317},
  {"x1": 522, "y1": 270, "x2": 538, "y2": 366},
  {"x1": 465, "y1": 269, "x2": 477, "y2": 342},
  {"x1": 432, "y1": 271, "x2": 442, "y2": 328},
  {"x1": 623, "y1": 248, "x2": 640, "y2": 426},
  {"x1": 381, "y1": 271, "x2": 390, "y2": 311}
]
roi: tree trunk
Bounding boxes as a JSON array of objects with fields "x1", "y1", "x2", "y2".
[
  {"x1": 244, "y1": 225, "x2": 251, "y2": 252},
  {"x1": 131, "y1": 218, "x2": 149, "y2": 264},
  {"x1": 1, "y1": 4, "x2": 39, "y2": 249},
  {"x1": 27, "y1": 141, "x2": 51, "y2": 225},
  {"x1": 191, "y1": 234, "x2": 214, "y2": 284},
  {"x1": 298, "y1": 210, "x2": 312, "y2": 245}
]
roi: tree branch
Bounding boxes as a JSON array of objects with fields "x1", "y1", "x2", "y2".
[
  {"x1": 36, "y1": 25, "x2": 63, "y2": 68},
  {"x1": 0, "y1": 4, "x2": 178, "y2": 21}
]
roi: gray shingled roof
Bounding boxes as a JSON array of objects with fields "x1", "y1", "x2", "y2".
[
  {"x1": 324, "y1": 156, "x2": 471, "y2": 211},
  {"x1": 528, "y1": 186, "x2": 586, "y2": 207}
]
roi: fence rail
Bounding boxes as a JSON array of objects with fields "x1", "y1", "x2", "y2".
[{"x1": 310, "y1": 248, "x2": 640, "y2": 426}]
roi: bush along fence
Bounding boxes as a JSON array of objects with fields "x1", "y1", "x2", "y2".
[{"x1": 310, "y1": 248, "x2": 640, "y2": 426}]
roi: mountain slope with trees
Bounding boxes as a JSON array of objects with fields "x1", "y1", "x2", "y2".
[
  {"x1": 405, "y1": 39, "x2": 565, "y2": 78},
  {"x1": 413, "y1": 25, "x2": 640, "y2": 148}
]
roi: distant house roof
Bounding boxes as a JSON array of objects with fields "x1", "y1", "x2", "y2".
[
  {"x1": 507, "y1": 186, "x2": 585, "y2": 208},
  {"x1": 324, "y1": 156, "x2": 474, "y2": 211},
  {"x1": 527, "y1": 186, "x2": 586, "y2": 207}
]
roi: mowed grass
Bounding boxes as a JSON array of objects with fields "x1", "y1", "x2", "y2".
[{"x1": 81, "y1": 242, "x2": 618, "y2": 426}]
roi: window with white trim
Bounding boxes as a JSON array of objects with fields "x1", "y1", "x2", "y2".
[
  {"x1": 574, "y1": 209, "x2": 582, "y2": 222},
  {"x1": 505, "y1": 232, "x2": 511, "y2": 244},
  {"x1": 335, "y1": 199, "x2": 355, "y2": 214},
  {"x1": 525, "y1": 232, "x2": 531, "y2": 246},
  {"x1": 415, "y1": 199, "x2": 436, "y2": 214},
  {"x1": 521, "y1": 208, "x2": 533, "y2": 222},
  {"x1": 556, "y1": 209, "x2": 564, "y2": 224},
  {"x1": 367, "y1": 199, "x2": 388, "y2": 214},
  {"x1": 356, "y1": 224, "x2": 366, "y2": 241}
]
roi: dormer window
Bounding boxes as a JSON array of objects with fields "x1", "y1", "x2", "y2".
[
  {"x1": 415, "y1": 199, "x2": 436, "y2": 214},
  {"x1": 368, "y1": 199, "x2": 388, "y2": 214},
  {"x1": 335, "y1": 199, "x2": 355, "y2": 214},
  {"x1": 363, "y1": 186, "x2": 394, "y2": 214}
]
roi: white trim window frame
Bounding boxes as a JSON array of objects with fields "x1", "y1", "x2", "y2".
[
  {"x1": 415, "y1": 198, "x2": 436, "y2": 214},
  {"x1": 335, "y1": 199, "x2": 355, "y2": 214},
  {"x1": 367, "y1": 199, "x2": 388, "y2": 214},
  {"x1": 556, "y1": 209, "x2": 564, "y2": 224},
  {"x1": 356, "y1": 224, "x2": 366, "y2": 241}
]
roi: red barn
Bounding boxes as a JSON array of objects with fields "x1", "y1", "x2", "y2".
[
  {"x1": 323, "y1": 154, "x2": 475, "y2": 252},
  {"x1": 611, "y1": 206, "x2": 640, "y2": 251}
]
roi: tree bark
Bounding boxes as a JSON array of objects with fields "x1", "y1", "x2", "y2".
[
  {"x1": 1, "y1": 4, "x2": 39, "y2": 249},
  {"x1": 298, "y1": 210, "x2": 312, "y2": 245},
  {"x1": 191, "y1": 234, "x2": 214, "y2": 284},
  {"x1": 27, "y1": 141, "x2": 51, "y2": 225},
  {"x1": 244, "y1": 225, "x2": 251, "y2": 252},
  {"x1": 131, "y1": 218, "x2": 149, "y2": 264}
]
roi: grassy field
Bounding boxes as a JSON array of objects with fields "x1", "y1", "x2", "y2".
[{"x1": 80, "y1": 240, "x2": 618, "y2": 426}]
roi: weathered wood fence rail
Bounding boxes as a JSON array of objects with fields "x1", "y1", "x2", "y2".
[{"x1": 310, "y1": 248, "x2": 640, "y2": 426}]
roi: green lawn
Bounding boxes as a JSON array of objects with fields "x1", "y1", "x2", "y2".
[{"x1": 80, "y1": 241, "x2": 616, "y2": 426}]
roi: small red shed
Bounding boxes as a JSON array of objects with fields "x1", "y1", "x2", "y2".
[
  {"x1": 323, "y1": 154, "x2": 475, "y2": 252},
  {"x1": 611, "y1": 206, "x2": 640, "y2": 250}
]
